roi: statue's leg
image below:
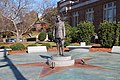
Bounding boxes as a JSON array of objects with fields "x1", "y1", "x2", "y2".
[
  {"x1": 61, "y1": 40, "x2": 64, "y2": 56},
  {"x1": 56, "y1": 43, "x2": 59, "y2": 56},
  {"x1": 59, "y1": 44, "x2": 61, "y2": 56},
  {"x1": 57, "y1": 42, "x2": 61, "y2": 56}
]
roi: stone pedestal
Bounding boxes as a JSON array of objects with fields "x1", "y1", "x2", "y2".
[{"x1": 50, "y1": 55, "x2": 74, "y2": 67}]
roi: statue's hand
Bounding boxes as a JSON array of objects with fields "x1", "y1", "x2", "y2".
[
  {"x1": 53, "y1": 36, "x2": 55, "y2": 39},
  {"x1": 53, "y1": 36, "x2": 56, "y2": 42},
  {"x1": 63, "y1": 36, "x2": 66, "y2": 40}
]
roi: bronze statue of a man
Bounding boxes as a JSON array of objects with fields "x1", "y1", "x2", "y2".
[{"x1": 53, "y1": 15, "x2": 66, "y2": 56}]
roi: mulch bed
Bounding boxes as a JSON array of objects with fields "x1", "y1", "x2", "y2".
[
  {"x1": 48, "y1": 47, "x2": 112, "y2": 52},
  {"x1": 8, "y1": 49, "x2": 27, "y2": 54},
  {"x1": 2, "y1": 42, "x2": 112, "y2": 54},
  {"x1": 8, "y1": 47, "x2": 112, "y2": 54},
  {"x1": 90, "y1": 47, "x2": 112, "y2": 52}
]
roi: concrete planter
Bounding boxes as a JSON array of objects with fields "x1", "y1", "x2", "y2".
[
  {"x1": 27, "y1": 46, "x2": 47, "y2": 53},
  {"x1": 0, "y1": 49, "x2": 12, "y2": 57},
  {"x1": 0, "y1": 51, "x2": 4, "y2": 57},
  {"x1": 80, "y1": 42, "x2": 86, "y2": 46}
]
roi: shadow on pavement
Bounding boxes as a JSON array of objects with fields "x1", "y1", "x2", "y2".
[
  {"x1": 108, "y1": 52, "x2": 120, "y2": 54},
  {"x1": 40, "y1": 55, "x2": 52, "y2": 59},
  {"x1": 0, "y1": 56, "x2": 27, "y2": 80}
]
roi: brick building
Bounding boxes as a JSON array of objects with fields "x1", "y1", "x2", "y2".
[
  {"x1": 57, "y1": 0, "x2": 120, "y2": 31},
  {"x1": 33, "y1": 21, "x2": 48, "y2": 32}
]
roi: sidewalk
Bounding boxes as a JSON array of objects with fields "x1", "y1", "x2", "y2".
[{"x1": 0, "y1": 52, "x2": 120, "y2": 80}]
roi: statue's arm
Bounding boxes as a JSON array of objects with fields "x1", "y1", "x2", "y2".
[
  {"x1": 63, "y1": 22, "x2": 66, "y2": 39},
  {"x1": 53, "y1": 28, "x2": 55, "y2": 38},
  {"x1": 53, "y1": 25, "x2": 56, "y2": 39}
]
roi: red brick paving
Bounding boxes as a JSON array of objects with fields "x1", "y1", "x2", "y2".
[{"x1": 16, "y1": 58, "x2": 109, "y2": 78}]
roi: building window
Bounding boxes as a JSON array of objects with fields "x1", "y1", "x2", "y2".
[
  {"x1": 103, "y1": 1, "x2": 116, "y2": 22},
  {"x1": 86, "y1": 8, "x2": 94, "y2": 22},
  {"x1": 72, "y1": 12, "x2": 79, "y2": 26}
]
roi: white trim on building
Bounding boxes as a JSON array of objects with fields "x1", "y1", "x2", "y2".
[
  {"x1": 60, "y1": 1, "x2": 74, "y2": 7},
  {"x1": 72, "y1": 11, "x2": 79, "y2": 27},
  {"x1": 86, "y1": 8, "x2": 94, "y2": 22},
  {"x1": 71, "y1": 0, "x2": 99, "y2": 9},
  {"x1": 103, "y1": 1, "x2": 116, "y2": 22}
]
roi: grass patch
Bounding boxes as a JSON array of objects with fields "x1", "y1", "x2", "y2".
[
  {"x1": 69, "y1": 43, "x2": 80, "y2": 46},
  {"x1": 37, "y1": 41, "x2": 56, "y2": 47},
  {"x1": 32, "y1": 32, "x2": 40, "y2": 36}
]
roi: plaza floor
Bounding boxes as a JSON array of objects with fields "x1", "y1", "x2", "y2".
[{"x1": 0, "y1": 51, "x2": 120, "y2": 80}]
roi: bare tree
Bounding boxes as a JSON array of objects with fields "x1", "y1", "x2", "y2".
[
  {"x1": 43, "y1": 7, "x2": 58, "y2": 31},
  {"x1": 0, "y1": 11, "x2": 13, "y2": 39},
  {"x1": 17, "y1": 11, "x2": 38, "y2": 37},
  {"x1": 36, "y1": 0, "x2": 56, "y2": 16},
  {"x1": 35, "y1": 0, "x2": 58, "y2": 31},
  {"x1": 0, "y1": 0, "x2": 38, "y2": 42}
]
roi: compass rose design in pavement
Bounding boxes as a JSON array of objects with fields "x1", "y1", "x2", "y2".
[{"x1": 16, "y1": 58, "x2": 108, "y2": 78}]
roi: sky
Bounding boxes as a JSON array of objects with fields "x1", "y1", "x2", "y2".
[
  {"x1": 32, "y1": 0, "x2": 60, "y2": 17},
  {"x1": 34, "y1": 0, "x2": 60, "y2": 6}
]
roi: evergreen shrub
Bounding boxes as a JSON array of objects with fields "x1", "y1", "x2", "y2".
[
  {"x1": 70, "y1": 27, "x2": 79, "y2": 43},
  {"x1": 38, "y1": 32, "x2": 46, "y2": 41},
  {"x1": 64, "y1": 23, "x2": 72, "y2": 46},
  {"x1": 77, "y1": 21, "x2": 95, "y2": 45},
  {"x1": 98, "y1": 21, "x2": 120, "y2": 47},
  {"x1": 48, "y1": 32, "x2": 53, "y2": 41},
  {"x1": 10, "y1": 43, "x2": 26, "y2": 50}
]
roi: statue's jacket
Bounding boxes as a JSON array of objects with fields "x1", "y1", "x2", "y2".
[{"x1": 54, "y1": 21, "x2": 66, "y2": 39}]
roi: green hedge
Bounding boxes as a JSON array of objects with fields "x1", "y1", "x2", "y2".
[
  {"x1": 38, "y1": 32, "x2": 46, "y2": 41},
  {"x1": 77, "y1": 21, "x2": 95, "y2": 45},
  {"x1": 64, "y1": 23, "x2": 72, "y2": 46},
  {"x1": 10, "y1": 43, "x2": 26, "y2": 50},
  {"x1": 70, "y1": 27, "x2": 79, "y2": 43},
  {"x1": 48, "y1": 32, "x2": 53, "y2": 41},
  {"x1": 98, "y1": 21, "x2": 120, "y2": 47},
  {"x1": 0, "y1": 46, "x2": 10, "y2": 49},
  {"x1": 115, "y1": 23, "x2": 120, "y2": 46},
  {"x1": 27, "y1": 43, "x2": 37, "y2": 47}
]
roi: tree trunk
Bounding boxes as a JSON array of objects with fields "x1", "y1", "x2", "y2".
[
  {"x1": 12, "y1": 20, "x2": 20, "y2": 42},
  {"x1": 3, "y1": 38, "x2": 6, "y2": 42},
  {"x1": 16, "y1": 32, "x2": 21, "y2": 42}
]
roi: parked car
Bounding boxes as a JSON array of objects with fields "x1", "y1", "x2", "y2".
[{"x1": 6, "y1": 38, "x2": 16, "y2": 42}]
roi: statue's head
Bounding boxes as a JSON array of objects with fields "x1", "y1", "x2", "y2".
[{"x1": 56, "y1": 15, "x2": 61, "y2": 22}]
